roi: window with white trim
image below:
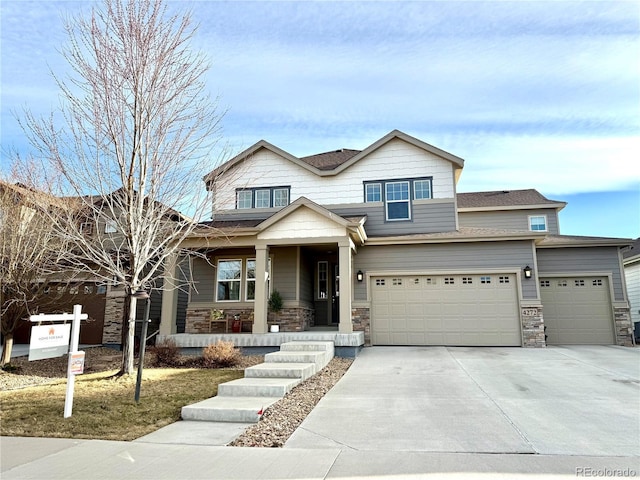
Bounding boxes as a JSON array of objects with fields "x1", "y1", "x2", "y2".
[
  {"x1": 273, "y1": 188, "x2": 289, "y2": 207},
  {"x1": 254, "y1": 189, "x2": 271, "y2": 208},
  {"x1": 236, "y1": 190, "x2": 252, "y2": 209},
  {"x1": 413, "y1": 179, "x2": 432, "y2": 200},
  {"x1": 245, "y1": 259, "x2": 256, "y2": 300},
  {"x1": 365, "y1": 183, "x2": 382, "y2": 202},
  {"x1": 236, "y1": 187, "x2": 291, "y2": 209},
  {"x1": 217, "y1": 259, "x2": 242, "y2": 301},
  {"x1": 385, "y1": 181, "x2": 410, "y2": 220},
  {"x1": 318, "y1": 261, "x2": 328, "y2": 299},
  {"x1": 529, "y1": 215, "x2": 547, "y2": 232}
]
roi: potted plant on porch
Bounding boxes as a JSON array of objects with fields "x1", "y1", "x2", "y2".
[{"x1": 268, "y1": 290, "x2": 283, "y2": 332}]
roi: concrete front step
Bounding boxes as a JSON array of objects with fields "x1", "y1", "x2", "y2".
[
  {"x1": 181, "y1": 396, "x2": 280, "y2": 423},
  {"x1": 218, "y1": 377, "x2": 302, "y2": 397},
  {"x1": 280, "y1": 341, "x2": 335, "y2": 353},
  {"x1": 180, "y1": 341, "x2": 336, "y2": 424},
  {"x1": 265, "y1": 350, "x2": 331, "y2": 370},
  {"x1": 244, "y1": 362, "x2": 316, "y2": 380}
]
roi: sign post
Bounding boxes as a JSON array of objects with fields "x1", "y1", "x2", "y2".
[{"x1": 29, "y1": 304, "x2": 88, "y2": 418}]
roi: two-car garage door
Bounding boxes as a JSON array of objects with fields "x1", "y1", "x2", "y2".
[{"x1": 371, "y1": 274, "x2": 521, "y2": 346}]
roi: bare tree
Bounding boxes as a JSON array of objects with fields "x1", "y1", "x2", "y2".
[
  {"x1": 0, "y1": 176, "x2": 73, "y2": 366},
  {"x1": 19, "y1": 0, "x2": 222, "y2": 374}
]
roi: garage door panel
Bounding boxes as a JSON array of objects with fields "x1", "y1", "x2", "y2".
[
  {"x1": 372, "y1": 274, "x2": 521, "y2": 346},
  {"x1": 541, "y1": 276, "x2": 614, "y2": 345}
]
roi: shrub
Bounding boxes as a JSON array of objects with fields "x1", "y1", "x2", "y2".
[
  {"x1": 268, "y1": 290, "x2": 283, "y2": 313},
  {"x1": 149, "y1": 338, "x2": 180, "y2": 367},
  {"x1": 202, "y1": 341, "x2": 241, "y2": 368}
]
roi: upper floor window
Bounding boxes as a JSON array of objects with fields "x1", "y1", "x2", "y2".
[
  {"x1": 413, "y1": 179, "x2": 432, "y2": 200},
  {"x1": 237, "y1": 190, "x2": 252, "y2": 209},
  {"x1": 365, "y1": 183, "x2": 382, "y2": 203},
  {"x1": 273, "y1": 188, "x2": 289, "y2": 207},
  {"x1": 364, "y1": 177, "x2": 432, "y2": 222},
  {"x1": 529, "y1": 215, "x2": 547, "y2": 232},
  {"x1": 386, "y1": 181, "x2": 410, "y2": 221},
  {"x1": 80, "y1": 222, "x2": 94, "y2": 235},
  {"x1": 254, "y1": 189, "x2": 270, "y2": 208},
  {"x1": 236, "y1": 186, "x2": 291, "y2": 209}
]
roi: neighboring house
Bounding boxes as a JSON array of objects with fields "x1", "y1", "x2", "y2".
[
  {"x1": 622, "y1": 238, "x2": 640, "y2": 341},
  {"x1": 159, "y1": 130, "x2": 634, "y2": 348}
]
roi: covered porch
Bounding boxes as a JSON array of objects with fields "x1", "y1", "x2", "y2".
[{"x1": 158, "y1": 197, "x2": 367, "y2": 345}]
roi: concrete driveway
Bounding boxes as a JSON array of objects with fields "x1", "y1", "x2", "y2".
[{"x1": 285, "y1": 346, "x2": 640, "y2": 457}]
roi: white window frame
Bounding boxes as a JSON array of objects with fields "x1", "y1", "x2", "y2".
[
  {"x1": 365, "y1": 183, "x2": 382, "y2": 203},
  {"x1": 385, "y1": 181, "x2": 411, "y2": 221},
  {"x1": 254, "y1": 189, "x2": 271, "y2": 208},
  {"x1": 413, "y1": 179, "x2": 432, "y2": 200},
  {"x1": 273, "y1": 188, "x2": 289, "y2": 207},
  {"x1": 245, "y1": 259, "x2": 256, "y2": 301},
  {"x1": 529, "y1": 215, "x2": 548, "y2": 232},
  {"x1": 236, "y1": 190, "x2": 252, "y2": 209},
  {"x1": 216, "y1": 259, "x2": 242, "y2": 302},
  {"x1": 317, "y1": 261, "x2": 328, "y2": 299}
]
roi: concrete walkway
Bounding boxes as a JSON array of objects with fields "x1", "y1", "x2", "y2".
[{"x1": 2, "y1": 345, "x2": 639, "y2": 479}]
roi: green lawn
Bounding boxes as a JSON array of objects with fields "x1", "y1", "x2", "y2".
[{"x1": 0, "y1": 368, "x2": 243, "y2": 441}]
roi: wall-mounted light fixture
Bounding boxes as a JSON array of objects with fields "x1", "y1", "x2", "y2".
[
  {"x1": 523, "y1": 265, "x2": 533, "y2": 279},
  {"x1": 356, "y1": 270, "x2": 364, "y2": 282}
]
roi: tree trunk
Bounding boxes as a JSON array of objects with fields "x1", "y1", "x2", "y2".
[
  {"x1": 1, "y1": 334, "x2": 14, "y2": 366},
  {"x1": 120, "y1": 295, "x2": 137, "y2": 374}
]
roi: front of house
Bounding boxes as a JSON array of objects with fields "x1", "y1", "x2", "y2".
[{"x1": 158, "y1": 130, "x2": 634, "y2": 349}]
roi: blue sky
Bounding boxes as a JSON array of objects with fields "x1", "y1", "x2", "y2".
[{"x1": 1, "y1": 0, "x2": 639, "y2": 238}]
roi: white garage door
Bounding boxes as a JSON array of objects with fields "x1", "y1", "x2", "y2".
[
  {"x1": 371, "y1": 274, "x2": 521, "y2": 346},
  {"x1": 540, "y1": 277, "x2": 614, "y2": 345}
]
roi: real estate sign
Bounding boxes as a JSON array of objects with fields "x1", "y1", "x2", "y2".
[{"x1": 28, "y1": 324, "x2": 71, "y2": 361}]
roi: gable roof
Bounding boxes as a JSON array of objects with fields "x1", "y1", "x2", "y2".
[
  {"x1": 457, "y1": 189, "x2": 566, "y2": 211},
  {"x1": 622, "y1": 237, "x2": 640, "y2": 264},
  {"x1": 299, "y1": 149, "x2": 361, "y2": 170},
  {"x1": 203, "y1": 129, "x2": 465, "y2": 185}
]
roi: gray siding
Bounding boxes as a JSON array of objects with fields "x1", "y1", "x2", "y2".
[
  {"x1": 333, "y1": 201, "x2": 457, "y2": 236},
  {"x1": 299, "y1": 249, "x2": 314, "y2": 303},
  {"x1": 537, "y1": 247, "x2": 625, "y2": 301},
  {"x1": 214, "y1": 201, "x2": 457, "y2": 237},
  {"x1": 190, "y1": 257, "x2": 215, "y2": 302},
  {"x1": 459, "y1": 208, "x2": 560, "y2": 234},
  {"x1": 354, "y1": 240, "x2": 537, "y2": 300},
  {"x1": 271, "y1": 246, "x2": 298, "y2": 301}
]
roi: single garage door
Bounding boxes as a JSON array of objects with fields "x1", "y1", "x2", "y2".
[
  {"x1": 540, "y1": 276, "x2": 614, "y2": 344},
  {"x1": 371, "y1": 274, "x2": 521, "y2": 346}
]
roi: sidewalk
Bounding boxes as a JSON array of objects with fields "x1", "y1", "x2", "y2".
[{"x1": 2, "y1": 436, "x2": 639, "y2": 479}]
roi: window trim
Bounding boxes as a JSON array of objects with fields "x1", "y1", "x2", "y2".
[
  {"x1": 528, "y1": 215, "x2": 548, "y2": 232},
  {"x1": 235, "y1": 186, "x2": 291, "y2": 209},
  {"x1": 364, "y1": 177, "x2": 433, "y2": 222},
  {"x1": 364, "y1": 183, "x2": 382, "y2": 203},
  {"x1": 317, "y1": 261, "x2": 328, "y2": 300},
  {"x1": 236, "y1": 190, "x2": 252, "y2": 209},
  {"x1": 245, "y1": 259, "x2": 256, "y2": 301},
  {"x1": 216, "y1": 259, "x2": 242, "y2": 302},
  {"x1": 385, "y1": 180, "x2": 411, "y2": 221}
]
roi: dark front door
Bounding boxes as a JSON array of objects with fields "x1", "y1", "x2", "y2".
[{"x1": 313, "y1": 257, "x2": 339, "y2": 326}]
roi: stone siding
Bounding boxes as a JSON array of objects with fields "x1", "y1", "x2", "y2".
[
  {"x1": 614, "y1": 306, "x2": 634, "y2": 346},
  {"x1": 352, "y1": 307, "x2": 371, "y2": 345},
  {"x1": 102, "y1": 294, "x2": 126, "y2": 344},
  {"x1": 185, "y1": 307, "x2": 314, "y2": 333},
  {"x1": 521, "y1": 306, "x2": 545, "y2": 347}
]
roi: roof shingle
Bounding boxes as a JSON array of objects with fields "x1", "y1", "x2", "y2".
[{"x1": 457, "y1": 189, "x2": 564, "y2": 209}]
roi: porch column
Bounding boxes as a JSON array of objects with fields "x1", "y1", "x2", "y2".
[
  {"x1": 253, "y1": 244, "x2": 269, "y2": 334},
  {"x1": 338, "y1": 239, "x2": 354, "y2": 334},
  {"x1": 159, "y1": 252, "x2": 179, "y2": 336}
]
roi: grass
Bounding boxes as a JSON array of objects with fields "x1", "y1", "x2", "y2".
[{"x1": 0, "y1": 368, "x2": 243, "y2": 441}]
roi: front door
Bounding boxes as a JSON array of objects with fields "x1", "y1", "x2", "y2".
[{"x1": 314, "y1": 258, "x2": 339, "y2": 326}]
